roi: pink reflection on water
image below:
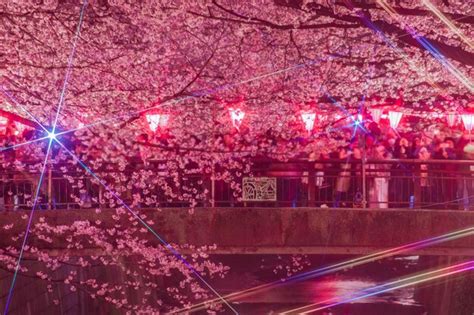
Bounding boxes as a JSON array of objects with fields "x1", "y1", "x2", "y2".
[{"x1": 237, "y1": 275, "x2": 416, "y2": 308}]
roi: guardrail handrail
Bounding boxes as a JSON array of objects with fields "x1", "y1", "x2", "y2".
[{"x1": 2, "y1": 158, "x2": 474, "y2": 210}]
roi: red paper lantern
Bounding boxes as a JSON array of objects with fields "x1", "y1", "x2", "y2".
[
  {"x1": 369, "y1": 108, "x2": 383, "y2": 123},
  {"x1": 461, "y1": 114, "x2": 474, "y2": 131},
  {"x1": 145, "y1": 113, "x2": 169, "y2": 132},
  {"x1": 388, "y1": 111, "x2": 403, "y2": 129},
  {"x1": 446, "y1": 113, "x2": 457, "y2": 127},
  {"x1": 301, "y1": 111, "x2": 316, "y2": 132},
  {"x1": 0, "y1": 116, "x2": 8, "y2": 134},
  {"x1": 228, "y1": 108, "x2": 245, "y2": 130}
]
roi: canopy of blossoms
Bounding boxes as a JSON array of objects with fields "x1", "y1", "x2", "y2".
[{"x1": 0, "y1": 0, "x2": 473, "y2": 312}]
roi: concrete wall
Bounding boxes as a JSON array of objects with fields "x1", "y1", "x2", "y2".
[
  {"x1": 1, "y1": 208, "x2": 473, "y2": 256},
  {"x1": 1, "y1": 208, "x2": 473, "y2": 314}
]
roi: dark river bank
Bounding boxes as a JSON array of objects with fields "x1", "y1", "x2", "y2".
[{"x1": 203, "y1": 254, "x2": 474, "y2": 314}]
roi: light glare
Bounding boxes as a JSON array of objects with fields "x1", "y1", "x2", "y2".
[{"x1": 47, "y1": 131, "x2": 57, "y2": 140}]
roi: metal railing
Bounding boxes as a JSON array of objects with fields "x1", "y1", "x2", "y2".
[{"x1": 1, "y1": 159, "x2": 474, "y2": 210}]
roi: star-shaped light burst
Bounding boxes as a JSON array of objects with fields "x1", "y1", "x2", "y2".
[
  {"x1": 2, "y1": 0, "x2": 90, "y2": 310},
  {"x1": 354, "y1": 113, "x2": 363, "y2": 126},
  {"x1": 47, "y1": 131, "x2": 57, "y2": 141},
  {"x1": 1, "y1": 2, "x2": 237, "y2": 312}
]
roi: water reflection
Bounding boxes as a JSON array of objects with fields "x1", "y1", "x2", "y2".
[
  {"x1": 210, "y1": 255, "x2": 427, "y2": 314},
  {"x1": 235, "y1": 276, "x2": 422, "y2": 314}
]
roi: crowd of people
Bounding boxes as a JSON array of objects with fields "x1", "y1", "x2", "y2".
[
  {"x1": 311, "y1": 132, "x2": 474, "y2": 210},
  {"x1": 3, "y1": 118, "x2": 474, "y2": 211}
]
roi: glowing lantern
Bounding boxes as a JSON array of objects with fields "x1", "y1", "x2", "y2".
[
  {"x1": 0, "y1": 116, "x2": 7, "y2": 125},
  {"x1": 145, "y1": 113, "x2": 169, "y2": 132},
  {"x1": 461, "y1": 114, "x2": 474, "y2": 131},
  {"x1": 369, "y1": 108, "x2": 383, "y2": 123},
  {"x1": 301, "y1": 111, "x2": 316, "y2": 133},
  {"x1": 0, "y1": 116, "x2": 8, "y2": 134},
  {"x1": 229, "y1": 108, "x2": 245, "y2": 130},
  {"x1": 446, "y1": 113, "x2": 457, "y2": 127},
  {"x1": 388, "y1": 111, "x2": 403, "y2": 129}
]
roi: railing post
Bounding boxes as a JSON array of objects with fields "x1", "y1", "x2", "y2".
[
  {"x1": 362, "y1": 157, "x2": 367, "y2": 209},
  {"x1": 361, "y1": 136, "x2": 368, "y2": 209},
  {"x1": 47, "y1": 165, "x2": 52, "y2": 210},
  {"x1": 211, "y1": 171, "x2": 215, "y2": 208},
  {"x1": 308, "y1": 164, "x2": 315, "y2": 207},
  {"x1": 210, "y1": 103, "x2": 216, "y2": 208},
  {"x1": 414, "y1": 166, "x2": 421, "y2": 208},
  {"x1": 99, "y1": 185, "x2": 104, "y2": 209}
]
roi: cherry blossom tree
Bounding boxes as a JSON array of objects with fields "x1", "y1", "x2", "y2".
[{"x1": 0, "y1": 0, "x2": 473, "y2": 312}]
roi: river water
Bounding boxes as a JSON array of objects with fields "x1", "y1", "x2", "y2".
[{"x1": 206, "y1": 255, "x2": 435, "y2": 314}]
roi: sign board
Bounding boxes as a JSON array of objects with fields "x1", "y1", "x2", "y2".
[{"x1": 242, "y1": 177, "x2": 277, "y2": 201}]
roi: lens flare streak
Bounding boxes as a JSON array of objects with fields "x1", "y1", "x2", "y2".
[
  {"x1": 422, "y1": 0, "x2": 473, "y2": 49},
  {"x1": 348, "y1": 5, "x2": 443, "y2": 92},
  {"x1": 282, "y1": 260, "x2": 474, "y2": 314},
  {"x1": 55, "y1": 141, "x2": 238, "y2": 314},
  {"x1": 3, "y1": 2, "x2": 88, "y2": 313},
  {"x1": 3, "y1": 138, "x2": 54, "y2": 315},
  {"x1": 173, "y1": 226, "x2": 474, "y2": 313},
  {"x1": 376, "y1": 0, "x2": 473, "y2": 92},
  {"x1": 52, "y1": 0, "x2": 88, "y2": 134}
]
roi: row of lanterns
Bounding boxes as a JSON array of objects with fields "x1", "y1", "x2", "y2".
[
  {"x1": 1, "y1": 105, "x2": 473, "y2": 141},
  {"x1": 370, "y1": 108, "x2": 474, "y2": 131},
  {"x1": 370, "y1": 108, "x2": 404, "y2": 129},
  {"x1": 371, "y1": 110, "x2": 474, "y2": 131},
  {"x1": 2, "y1": 109, "x2": 473, "y2": 138},
  {"x1": 144, "y1": 108, "x2": 406, "y2": 134},
  {"x1": 144, "y1": 108, "x2": 474, "y2": 134},
  {"x1": 227, "y1": 108, "x2": 321, "y2": 132}
]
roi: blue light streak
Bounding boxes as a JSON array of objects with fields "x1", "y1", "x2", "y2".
[
  {"x1": 350, "y1": 9, "x2": 445, "y2": 92},
  {"x1": 351, "y1": 45, "x2": 378, "y2": 138},
  {"x1": 375, "y1": 0, "x2": 473, "y2": 92},
  {"x1": 3, "y1": 1, "x2": 88, "y2": 312},
  {"x1": 409, "y1": 28, "x2": 473, "y2": 92},
  {"x1": 1, "y1": 3, "x2": 466, "y2": 312},
  {"x1": 3, "y1": 137, "x2": 54, "y2": 315},
  {"x1": 172, "y1": 227, "x2": 474, "y2": 313},
  {"x1": 51, "y1": 0, "x2": 88, "y2": 135},
  {"x1": 55, "y1": 141, "x2": 239, "y2": 314}
]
